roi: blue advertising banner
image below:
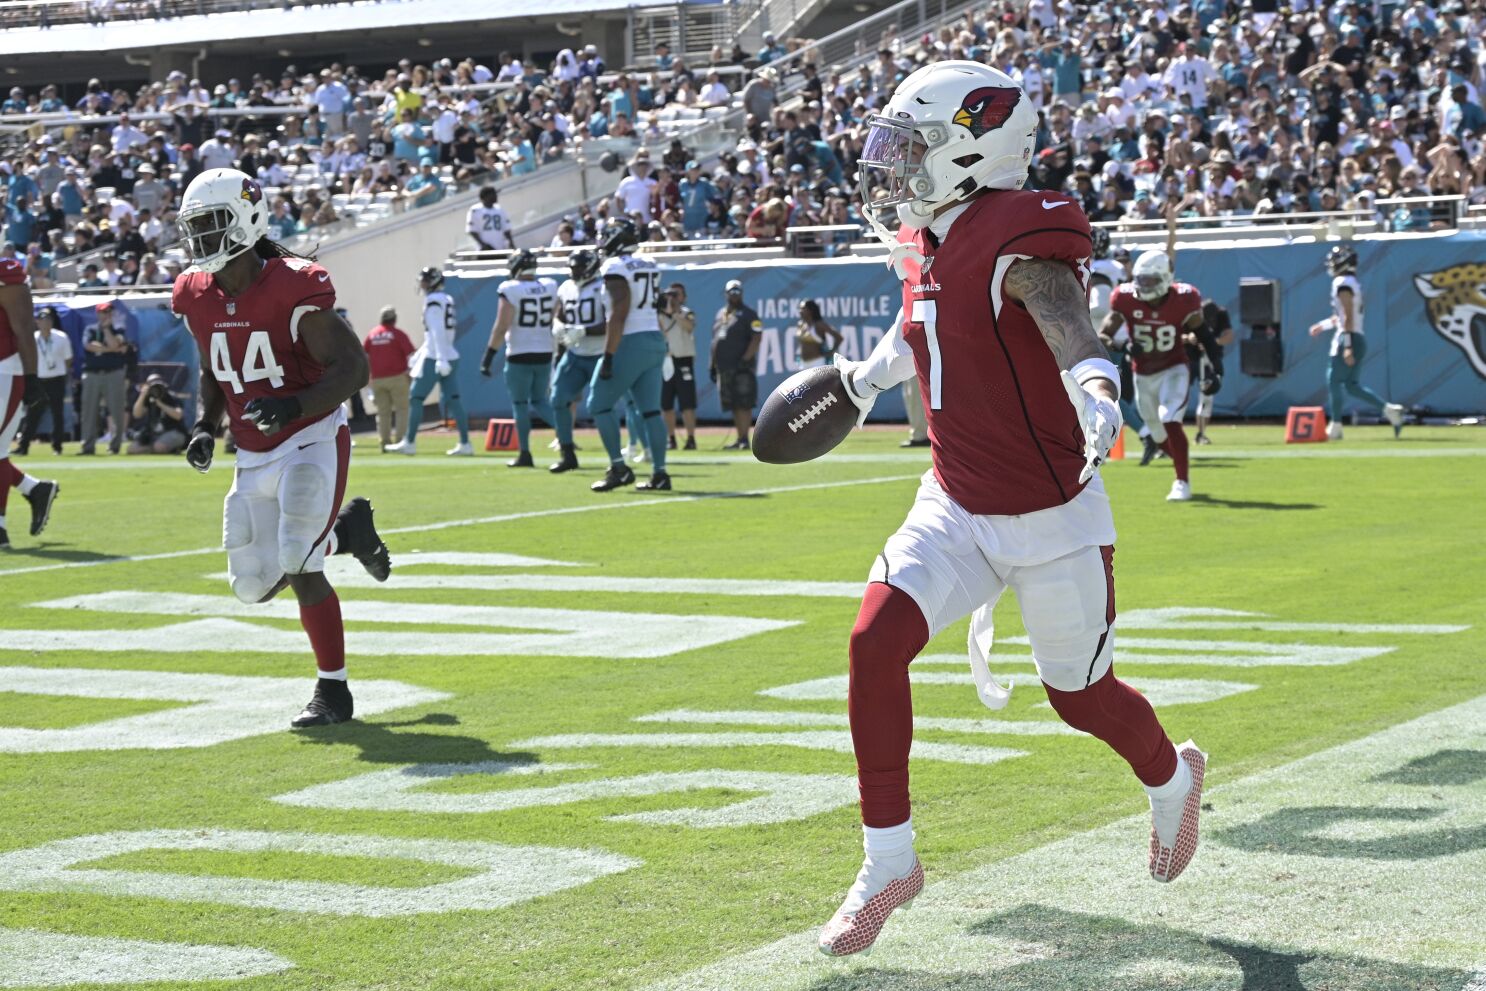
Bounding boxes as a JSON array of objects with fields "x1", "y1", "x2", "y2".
[{"x1": 446, "y1": 234, "x2": 1486, "y2": 422}]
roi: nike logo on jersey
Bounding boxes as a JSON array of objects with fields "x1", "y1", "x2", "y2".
[
  {"x1": 318, "y1": 274, "x2": 330, "y2": 282},
  {"x1": 1041, "y1": 200, "x2": 1068, "y2": 210}
]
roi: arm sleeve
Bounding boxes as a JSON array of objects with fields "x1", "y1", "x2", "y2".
[
  {"x1": 466, "y1": 205, "x2": 479, "y2": 234},
  {"x1": 854, "y1": 307, "x2": 915, "y2": 393}
]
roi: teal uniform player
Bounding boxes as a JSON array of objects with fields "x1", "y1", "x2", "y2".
[
  {"x1": 548, "y1": 249, "x2": 607, "y2": 474},
  {"x1": 481, "y1": 249, "x2": 558, "y2": 467},
  {"x1": 1308, "y1": 245, "x2": 1405, "y2": 440},
  {"x1": 589, "y1": 217, "x2": 671, "y2": 492}
]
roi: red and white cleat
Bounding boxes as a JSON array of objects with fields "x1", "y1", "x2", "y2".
[
  {"x1": 818, "y1": 857, "x2": 924, "y2": 957},
  {"x1": 1149, "y1": 739, "x2": 1207, "y2": 883}
]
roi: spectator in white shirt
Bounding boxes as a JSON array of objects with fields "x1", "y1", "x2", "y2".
[
  {"x1": 1101, "y1": 89, "x2": 1136, "y2": 130},
  {"x1": 613, "y1": 155, "x2": 658, "y2": 223},
  {"x1": 313, "y1": 70, "x2": 351, "y2": 136},
  {"x1": 19, "y1": 307, "x2": 74, "y2": 456},
  {"x1": 430, "y1": 103, "x2": 458, "y2": 162},
  {"x1": 1121, "y1": 63, "x2": 1162, "y2": 104},
  {"x1": 699, "y1": 70, "x2": 731, "y2": 107},
  {"x1": 110, "y1": 113, "x2": 147, "y2": 154},
  {"x1": 1163, "y1": 44, "x2": 1214, "y2": 110},
  {"x1": 199, "y1": 129, "x2": 237, "y2": 170}
]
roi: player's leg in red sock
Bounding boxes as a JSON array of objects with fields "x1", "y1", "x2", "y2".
[
  {"x1": 0, "y1": 458, "x2": 15, "y2": 516},
  {"x1": 1160, "y1": 421, "x2": 1189, "y2": 482},
  {"x1": 849, "y1": 581, "x2": 930, "y2": 827},
  {"x1": 290, "y1": 576, "x2": 346, "y2": 679},
  {"x1": 1044, "y1": 670, "x2": 1179, "y2": 786}
]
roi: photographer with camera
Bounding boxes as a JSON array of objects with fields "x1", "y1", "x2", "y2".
[
  {"x1": 658, "y1": 281, "x2": 697, "y2": 451},
  {"x1": 126, "y1": 373, "x2": 188, "y2": 455}
]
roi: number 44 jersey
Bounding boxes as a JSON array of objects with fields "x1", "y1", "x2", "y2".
[
  {"x1": 1108, "y1": 280, "x2": 1202, "y2": 375},
  {"x1": 173, "y1": 256, "x2": 345, "y2": 456}
]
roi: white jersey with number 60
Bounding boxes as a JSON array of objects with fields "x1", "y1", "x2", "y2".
[{"x1": 557, "y1": 277, "x2": 609, "y2": 357}]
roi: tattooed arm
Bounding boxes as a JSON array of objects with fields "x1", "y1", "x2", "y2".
[{"x1": 1002, "y1": 258, "x2": 1117, "y2": 401}]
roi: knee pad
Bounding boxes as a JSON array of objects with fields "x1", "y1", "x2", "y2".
[
  {"x1": 1018, "y1": 551, "x2": 1114, "y2": 692},
  {"x1": 224, "y1": 492, "x2": 274, "y2": 604},
  {"x1": 277, "y1": 462, "x2": 332, "y2": 575}
]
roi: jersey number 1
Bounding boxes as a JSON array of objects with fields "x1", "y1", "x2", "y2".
[
  {"x1": 210, "y1": 331, "x2": 285, "y2": 394},
  {"x1": 910, "y1": 299, "x2": 942, "y2": 409}
]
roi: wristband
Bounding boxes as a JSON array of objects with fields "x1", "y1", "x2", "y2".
[
  {"x1": 482, "y1": 346, "x2": 498, "y2": 368},
  {"x1": 190, "y1": 417, "x2": 216, "y2": 437},
  {"x1": 1070, "y1": 357, "x2": 1120, "y2": 400}
]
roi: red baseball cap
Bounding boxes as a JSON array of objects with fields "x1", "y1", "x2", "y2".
[{"x1": 95, "y1": 301, "x2": 114, "y2": 312}]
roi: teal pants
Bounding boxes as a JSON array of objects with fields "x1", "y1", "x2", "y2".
[
  {"x1": 504, "y1": 357, "x2": 555, "y2": 454},
  {"x1": 1327, "y1": 335, "x2": 1387, "y2": 422},
  {"x1": 550, "y1": 351, "x2": 599, "y2": 447},
  {"x1": 406, "y1": 357, "x2": 469, "y2": 443},
  {"x1": 587, "y1": 331, "x2": 667, "y2": 471}
]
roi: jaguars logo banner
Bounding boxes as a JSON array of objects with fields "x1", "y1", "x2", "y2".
[{"x1": 1413, "y1": 264, "x2": 1486, "y2": 380}]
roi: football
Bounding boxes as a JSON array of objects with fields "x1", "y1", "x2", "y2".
[{"x1": 752, "y1": 365, "x2": 858, "y2": 464}]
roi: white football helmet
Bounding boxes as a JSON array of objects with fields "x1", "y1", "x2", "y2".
[
  {"x1": 857, "y1": 60, "x2": 1038, "y2": 244},
  {"x1": 176, "y1": 168, "x2": 269, "y2": 274},
  {"x1": 1132, "y1": 250, "x2": 1173, "y2": 302}
]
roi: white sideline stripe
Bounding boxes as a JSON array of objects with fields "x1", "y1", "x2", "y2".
[
  {"x1": 0, "y1": 928, "x2": 294, "y2": 987},
  {"x1": 509, "y1": 731, "x2": 1026, "y2": 766},
  {"x1": 0, "y1": 667, "x2": 448, "y2": 753},
  {"x1": 1000, "y1": 634, "x2": 1394, "y2": 667},
  {"x1": 335, "y1": 551, "x2": 588, "y2": 569},
  {"x1": 1461, "y1": 969, "x2": 1486, "y2": 991},
  {"x1": 0, "y1": 829, "x2": 639, "y2": 917},
  {"x1": 273, "y1": 765, "x2": 858, "y2": 828},
  {"x1": 325, "y1": 572, "x2": 865, "y2": 597},
  {"x1": 635, "y1": 708, "x2": 1081, "y2": 736},
  {"x1": 649, "y1": 692, "x2": 1486, "y2": 991},
  {"x1": 0, "y1": 474, "x2": 919, "y2": 579},
  {"x1": 1119, "y1": 607, "x2": 1470, "y2": 635},
  {"x1": 759, "y1": 673, "x2": 1259, "y2": 708}
]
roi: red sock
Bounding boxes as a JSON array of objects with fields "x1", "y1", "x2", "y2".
[
  {"x1": 299, "y1": 590, "x2": 346, "y2": 679},
  {"x1": 0, "y1": 458, "x2": 16, "y2": 515},
  {"x1": 1044, "y1": 669, "x2": 1178, "y2": 787},
  {"x1": 848, "y1": 582, "x2": 930, "y2": 827},
  {"x1": 1160, "y1": 421, "x2": 1189, "y2": 482}
]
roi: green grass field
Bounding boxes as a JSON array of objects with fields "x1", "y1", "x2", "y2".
[{"x1": 1, "y1": 424, "x2": 1483, "y2": 991}]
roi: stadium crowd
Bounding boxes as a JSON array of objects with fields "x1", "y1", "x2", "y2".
[
  {"x1": 595, "y1": 0, "x2": 1486, "y2": 249},
  {"x1": 0, "y1": 43, "x2": 744, "y2": 286}
]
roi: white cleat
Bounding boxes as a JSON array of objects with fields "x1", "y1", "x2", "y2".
[
  {"x1": 1166, "y1": 479, "x2": 1192, "y2": 501},
  {"x1": 382, "y1": 439, "x2": 416, "y2": 455},
  {"x1": 1383, "y1": 403, "x2": 1405, "y2": 437},
  {"x1": 818, "y1": 856, "x2": 924, "y2": 957},
  {"x1": 632, "y1": 448, "x2": 648, "y2": 464},
  {"x1": 447, "y1": 442, "x2": 474, "y2": 457},
  {"x1": 548, "y1": 437, "x2": 562, "y2": 452},
  {"x1": 1326, "y1": 421, "x2": 1343, "y2": 441},
  {"x1": 1149, "y1": 739, "x2": 1207, "y2": 883}
]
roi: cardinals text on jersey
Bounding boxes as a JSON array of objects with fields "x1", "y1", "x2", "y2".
[
  {"x1": 600, "y1": 254, "x2": 663, "y2": 334},
  {"x1": 895, "y1": 188, "x2": 1092, "y2": 516},
  {"x1": 497, "y1": 277, "x2": 559, "y2": 355},
  {"x1": 173, "y1": 256, "x2": 344, "y2": 455},
  {"x1": 1108, "y1": 282, "x2": 1202, "y2": 375}
]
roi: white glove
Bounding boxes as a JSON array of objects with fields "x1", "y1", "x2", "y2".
[
  {"x1": 436, "y1": 359, "x2": 452, "y2": 378},
  {"x1": 832, "y1": 355, "x2": 877, "y2": 426},
  {"x1": 1060, "y1": 370, "x2": 1122, "y2": 484},
  {"x1": 556, "y1": 325, "x2": 583, "y2": 350}
]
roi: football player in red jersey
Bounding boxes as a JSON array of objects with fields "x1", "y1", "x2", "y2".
[
  {"x1": 1104, "y1": 244, "x2": 1222, "y2": 501},
  {"x1": 173, "y1": 168, "x2": 392, "y2": 728},
  {"x1": 0, "y1": 257, "x2": 60, "y2": 549},
  {"x1": 813, "y1": 63, "x2": 1207, "y2": 956}
]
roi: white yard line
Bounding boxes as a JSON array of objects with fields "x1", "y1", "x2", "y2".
[{"x1": 0, "y1": 474, "x2": 919, "y2": 580}]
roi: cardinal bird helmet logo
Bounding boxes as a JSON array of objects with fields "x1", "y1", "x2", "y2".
[
  {"x1": 952, "y1": 86, "x2": 1022, "y2": 139},
  {"x1": 240, "y1": 177, "x2": 263, "y2": 205}
]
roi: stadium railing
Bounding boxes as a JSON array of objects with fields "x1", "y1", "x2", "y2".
[
  {"x1": 758, "y1": 0, "x2": 984, "y2": 84},
  {"x1": 0, "y1": 0, "x2": 362, "y2": 30}
]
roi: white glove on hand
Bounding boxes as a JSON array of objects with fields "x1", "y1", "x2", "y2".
[
  {"x1": 435, "y1": 359, "x2": 453, "y2": 378},
  {"x1": 832, "y1": 355, "x2": 877, "y2": 426},
  {"x1": 1060, "y1": 370, "x2": 1122, "y2": 484}
]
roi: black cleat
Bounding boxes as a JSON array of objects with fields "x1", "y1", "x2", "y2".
[
  {"x1": 334, "y1": 496, "x2": 391, "y2": 582},
  {"x1": 1139, "y1": 435, "x2": 1160, "y2": 466},
  {"x1": 548, "y1": 445, "x2": 579, "y2": 474},
  {"x1": 636, "y1": 470, "x2": 671, "y2": 491},
  {"x1": 722, "y1": 438, "x2": 750, "y2": 451},
  {"x1": 290, "y1": 678, "x2": 354, "y2": 728},
  {"x1": 591, "y1": 463, "x2": 636, "y2": 492},
  {"x1": 508, "y1": 450, "x2": 534, "y2": 468},
  {"x1": 667, "y1": 435, "x2": 678, "y2": 450},
  {"x1": 683, "y1": 436, "x2": 696, "y2": 450},
  {"x1": 24, "y1": 478, "x2": 58, "y2": 534},
  {"x1": 0, "y1": 526, "x2": 9, "y2": 549},
  {"x1": 25, "y1": 480, "x2": 58, "y2": 537}
]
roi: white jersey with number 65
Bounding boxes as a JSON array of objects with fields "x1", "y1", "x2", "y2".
[{"x1": 498, "y1": 276, "x2": 559, "y2": 356}]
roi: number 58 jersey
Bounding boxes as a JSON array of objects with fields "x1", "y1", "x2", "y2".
[
  {"x1": 173, "y1": 256, "x2": 344, "y2": 458},
  {"x1": 1108, "y1": 281, "x2": 1202, "y2": 375}
]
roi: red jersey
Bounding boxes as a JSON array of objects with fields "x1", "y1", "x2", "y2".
[
  {"x1": 897, "y1": 189, "x2": 1093, "y2": 517},
  {"x1": 172, "y1": 256, "x2": 338, "y2": 453},
  {"x1": 1108, "y1": 281, "x2": 1202, "y2": 374},
  {"x1": 363, "y1": 324, "x2": 415, "y2": 379},
  {"x1": 0, "y1": 258, "x2": 29, "y2": 368}
]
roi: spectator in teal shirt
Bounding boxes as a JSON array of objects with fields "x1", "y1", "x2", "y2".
[
  {"x1": 678, "y1": 161, "x2": 718, "y2": 233},
  {"x1": 605, "y1": 83, "x2": 634, "y2": 121},
  {"x1": 1040, "y1": 40, "x2": 1083, "y2": 102},
  {"x1": 5, "y1": 197, "x2": 37, "y2": 249},
  {"x1": 405, "y1": 161, "x2": 445, "y2": 208},
  {"x1": 266, "y1": 199, "x2": 300, "y2": 240},
  {"x1": 391, "y1": 109, "x2": 426, "y2": 163}
]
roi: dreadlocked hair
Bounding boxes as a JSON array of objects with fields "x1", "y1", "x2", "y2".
[{"x1": 254, "y1": 238, "x2": 319, "y2": 263}]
